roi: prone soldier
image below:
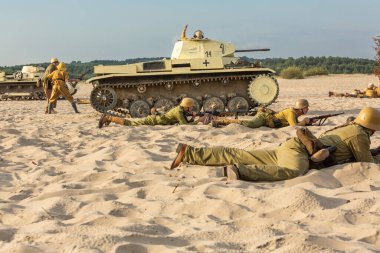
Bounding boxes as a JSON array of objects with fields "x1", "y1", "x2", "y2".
[
  {"x1": 212, "y1": 99, "x2": 317, "y2": 128},
  {"x1": 170, "y1": 107, "x2": 380, "y2": 182},
  {"x1": 98, "y1": 98, "x2": 208, "y2": 128},
  {"x1": 328, "y1": 83, "x2": 379, "y2": 98}
]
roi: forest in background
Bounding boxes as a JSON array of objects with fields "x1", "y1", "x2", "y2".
[{"x1": 0, "y1": 56, "x2": 377, "y2": 79}]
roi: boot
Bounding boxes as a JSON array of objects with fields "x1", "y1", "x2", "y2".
[
  {"x1": 71, "y1": 102, "x2": 80, "y2": 113},
  {"x1": 98, "y1": 114, "x2": 126, "y2": 128},
  {"x1": 223, "y1": 165, "x2": 240, "y2": 180},
  {"x1": 170, "y1": 143, "x2": 187, "y2": 170},
  {"x1": 47, "y1": 103, "x2": 53, "y2": 114}
]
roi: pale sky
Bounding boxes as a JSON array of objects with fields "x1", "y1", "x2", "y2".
[{"x1": 0, "y1": 0, "x2": 379, "y2": 66}]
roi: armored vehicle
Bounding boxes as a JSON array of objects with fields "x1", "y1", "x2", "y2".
[
  {"x1": 88, "y1": 27, "x2": 279, "y2": 117},
  {"x1": 0, "y1": 66, "x2": 45, "y2": 100}
]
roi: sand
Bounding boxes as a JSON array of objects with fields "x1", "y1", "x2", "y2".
[{"x1": 1, "y1": 74, "x2": 380, "y2": 252}]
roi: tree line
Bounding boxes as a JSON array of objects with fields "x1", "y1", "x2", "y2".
[{"x1": 0, "y1": 56, "x2": 377, "y2": 78}]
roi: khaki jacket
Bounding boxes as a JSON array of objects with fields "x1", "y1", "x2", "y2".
[
  {"x1": 274, "y1": 108, "x2": 306, "y2": 127},
  {"x1": 156, "y1": 106, "x2": 195, "y2": 125},
  {"x1": 47, "y1": 69, "x2": 69, "y2": 86},
  {"x1": 319, "y1": 124, "x2": 376, "y2": 164}
]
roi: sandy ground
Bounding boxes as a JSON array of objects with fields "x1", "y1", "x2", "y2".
[{"x1": 1, "y1": 74, "x2": 380, "y2": 252}]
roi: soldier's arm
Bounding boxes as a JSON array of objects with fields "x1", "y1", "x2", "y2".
[
  {"x1": 284, "y1": 111, "x2": 299, "y2": 126},
  {"x1": 347, "y1": 135, "x2": 375, "y2": 163},
  {"x1": 47, "y1": 71, "x2": 55, "y2": 80}
]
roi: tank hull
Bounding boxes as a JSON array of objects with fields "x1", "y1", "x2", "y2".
[
  {"x1": 89, "y1": 68, "x2": 279, "y2": 117},
  {"x1": 0, "y1": 81, "x2": 45, "y2": 100}
]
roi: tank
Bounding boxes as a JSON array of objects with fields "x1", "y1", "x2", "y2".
[
  {"x1": 0, "y1": 66, "x2": 45, "y2": 100},
  {"x1": 88, "y1": 27, "x2": 279, "y2": 117}
]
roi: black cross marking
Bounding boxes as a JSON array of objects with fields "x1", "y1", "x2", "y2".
[{"x1": 203, "y1": 60, "x2": 210, "y2": 67}]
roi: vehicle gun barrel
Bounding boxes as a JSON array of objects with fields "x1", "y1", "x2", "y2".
[{"x1": 235, "y1": 48, "x2": 270, "y2": 53}]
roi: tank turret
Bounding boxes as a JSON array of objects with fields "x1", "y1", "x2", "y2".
[{"x1": 88, "y1": 26, "x2": 279, "y2": 117}]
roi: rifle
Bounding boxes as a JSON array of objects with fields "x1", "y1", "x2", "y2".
[
  {"x1": 68, "y1": 70, "x2": 91, "y2": 85},
  {"x1": 370, "y1": 146, "x2": 380, "y2": 156},
  {"x1": 307, "y1": 112, "x2": 345, "y2": 126},
  {"x1": 195, "y1": 110, "x2": 243, "y2": 119}
]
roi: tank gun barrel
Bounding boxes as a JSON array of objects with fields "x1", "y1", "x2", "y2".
[{"x1": 235, "y1": 48, "x2": 270, "y2": 53}]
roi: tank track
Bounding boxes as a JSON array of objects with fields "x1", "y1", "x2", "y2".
[{"x1": 90, "y1": 73, "x2": 279, "y2": 117}]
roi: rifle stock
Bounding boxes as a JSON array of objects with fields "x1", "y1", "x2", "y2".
[{"x1": 308, "y1": 112, "x2": 344, "y2": 126}]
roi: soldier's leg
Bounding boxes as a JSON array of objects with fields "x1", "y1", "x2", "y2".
[
  {"x1": 128, "y1": 115, "x2": 157, "y2": 126},
  {"x1": 58, "y1": 85, "x2": 74, "y2": 103},
  {"x1": 44, "y1": 87, "x2": 52, "y2": 113},
  {"x1": 58, "y1": 85, "x2": 80, "y2": 113},
  {"x1": 236, "y1": 138, "x2": 309, "y2": 181},
  {"x1": 239, "y1": 113, "x2": 266, "y2": 128},
  {"x1": 182, "y1": 146, "x2": 277, "y2": 166},
  {"x1": 48, "y1": 85, "x2": 61, "y2": 113}
]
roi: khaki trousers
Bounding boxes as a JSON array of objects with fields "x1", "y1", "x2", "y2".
[
  {"x1": 239, "y1": 113, "x2": 266, "y2": 128},
  {"x1": 182, "y1": 138, "x2": 309, "y2": 181},
  {"x1": 49, "y1": 82, "x2": 74, "y2": 104}
]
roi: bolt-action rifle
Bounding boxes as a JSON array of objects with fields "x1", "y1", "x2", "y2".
[
  {"x1": 307, "y1": 112, "x2": 345, "y2": 126},
  {"x1": 195, "y1": 110, "x2": 244, "y2": 119}
]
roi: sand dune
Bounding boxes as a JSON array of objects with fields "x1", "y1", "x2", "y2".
[{"x1": 1, "y1": 74, "x2": 380, "y2": 252}]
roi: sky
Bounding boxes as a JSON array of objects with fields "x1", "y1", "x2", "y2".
[{"x1": 0, "y1": 0, "x2": 379, "y2": 66}]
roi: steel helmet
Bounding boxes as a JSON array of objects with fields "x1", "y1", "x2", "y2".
[
  {"x1": 368, "y1": 83, "x2": 376, "y2": 89},
  {"x1": 294, "y1": 99, "x2": 309, "y2": 109},
  {"x1": 180, "y1": 97, "x2": 195, "y2": 107},
  {"x1": 50, "y1": 57, "x2": 59, "y2": 64},
  {"x1": 193, "y1": 30, "x2": 204, "y2": 39},
  {"x1": 57, "y1": 62, "x2": 66, "y2": 70},
  {"x1": 354, "y1": 107, "x2": 380, "y2": 131}
]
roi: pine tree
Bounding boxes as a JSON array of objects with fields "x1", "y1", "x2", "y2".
[{"x1": 374, "y1": 36, "x2": 380, "y2": 79}]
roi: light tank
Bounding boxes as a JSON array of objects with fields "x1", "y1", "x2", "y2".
[
  {"x1": 0, "y1": 66, "x2": 45, "y2": 100},
  {"x1": 88, "y1": 26, "x2": 279, "y2": 117}
]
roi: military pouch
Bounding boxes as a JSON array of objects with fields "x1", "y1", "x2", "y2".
[
  {"x1": 296, "y1": 127, "x2": 324, "y2": 155},
  {"x1": 265, "y1": 114, "x2": 282, "y2": 128}
]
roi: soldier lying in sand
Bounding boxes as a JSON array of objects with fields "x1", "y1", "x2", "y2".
[
  {"x1": 170, "y1": 107, "x2": 380, "y2": 182},
  {"x1": 328, "y1": 83, "x2": 379, "y2": 98}
]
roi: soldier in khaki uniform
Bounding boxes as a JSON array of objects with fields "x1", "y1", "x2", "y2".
[
  {"x1": 181, "y1": 25, "x2": 205, "y2": 41},
  {"x1": 47, "y1": 62, "x2": 80, "y2": 114},
  {"x1": 98, "y1": 98, "x2": 205, "y2": 128},
  {"x1": 328, "y1": 83, "x2": 378, "y2": 98},
  {"x1": 42, "y1": 57, "x2": 59, "y2": 113},
  {"x1": 170, "y1": 107, "x2": 380, "y2": 182},
  {"x1": 212, "y1": 99, "x2": 316, "y2": 128}
]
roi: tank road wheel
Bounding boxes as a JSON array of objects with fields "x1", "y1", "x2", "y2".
[
  {"x1": 14, "y1": 71, "x2": 23, "y2": 80},
  {"x1": 154, "y1": 98, "x2": 175, "y2": 114},
  {"x1": 248, "y1": 75, "x2": 279, "y2": 106},
  {"x1": 130, "y1": 100, "x2": 150, "y2": 118},
  {"x1": 227, "y1": 96, "x2": 249, "y2": 113},
  {"x1": 90, "y1": 86, "x2": 118, "y2": 112},
  {"x1": 203, "y1": 97, "x2": 225, "y2": 113}
]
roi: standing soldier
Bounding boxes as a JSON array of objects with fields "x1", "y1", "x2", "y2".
[
  {"x1": 212, "y1": 99, "x2": 316, "y2": 128},
  {"x1": 98, "y1": 98, "x2": 206, "y2": 128},
  {"x1": 46, "y1": 62, "x2": 80, "y2": 114},
  {"x1": 42, "y1": 57, "x2": 59, "y2": 113},
  {"x1": 170, "y1": 107, "x2": 380, "y2": 181}
]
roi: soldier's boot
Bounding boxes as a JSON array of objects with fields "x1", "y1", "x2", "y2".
[
  {"x1": 211, "y1": 118, "x2": 241, "y2": 127},
  {"x1": 170, "y1": 143, "x2": 187, "y2": 170},
  {"x1": 223, "y1": 165, "x2": 240, "y2": 180},
  {"x1": 98, "y1": 114, "x2": 126, "y2": 128},
  {"x1": 71, "y1": 102, "x2": 80, "y2": 113},
  {"x1": 47, "y1": 103, "x2": 53, "y2": 114}
]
